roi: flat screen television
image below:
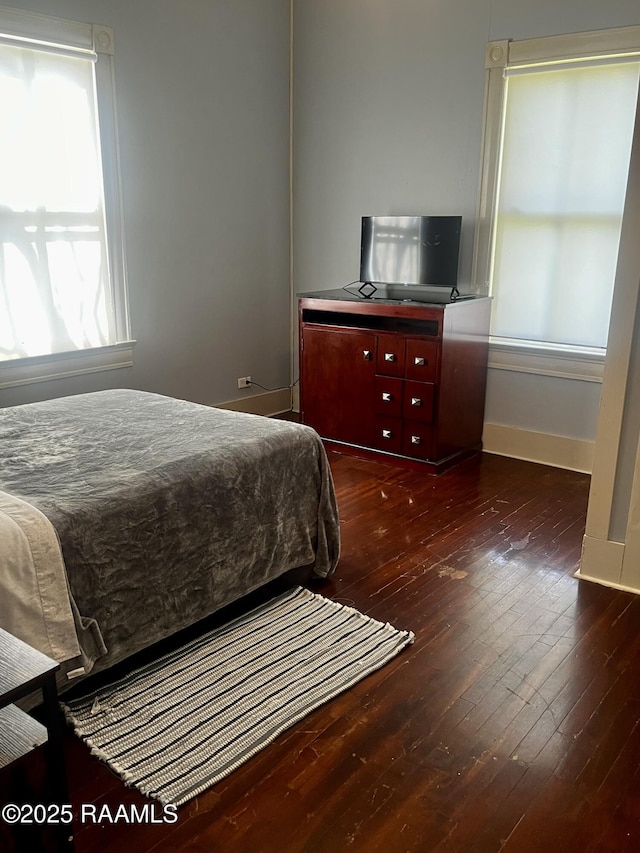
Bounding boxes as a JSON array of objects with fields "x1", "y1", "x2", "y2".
[{"x1": 359, "y1": 215, "x2": 462, "y2": 295}]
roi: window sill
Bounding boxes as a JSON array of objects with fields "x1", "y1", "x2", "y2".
[
  {"x1": 0, "y1": 342, "x2": 136, "y2": 390},
  {"x1": 488, "y1": 338, "x2": 605, "y2": 382}
]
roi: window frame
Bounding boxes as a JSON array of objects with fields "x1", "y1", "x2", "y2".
[
  {"x1": 0, "y1": 6, "x2": 133, "y2": 390},
  {"x1": 473, "y1": 26, "x2": 640, "y2": 382}
]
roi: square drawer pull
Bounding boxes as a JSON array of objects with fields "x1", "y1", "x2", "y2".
[
  {"x1": 414, "y1": 356, "x2": 426, "y2": 366},
  {"x1": 411, "y1": 396, "x2": 422, "y2": 407},
  {"x1": 363, "y1": 350, "x2": 372, "y2": 360},
  {"x1": 382, "y1": 429, "x2": 393, "y2": 439},
  {"x1": 411, "y1": 435, "x2": 422, "y2": 445},
  {"x1": 382, "y1": 392, "x2": 393, "y2": 402},
  {"x1": 384, "y1": 352, "x2": 397, "y2": 362}
]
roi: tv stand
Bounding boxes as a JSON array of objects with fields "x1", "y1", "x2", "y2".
[{"x1": 298, "y1": 289, "x2": 492, "y2": 472}]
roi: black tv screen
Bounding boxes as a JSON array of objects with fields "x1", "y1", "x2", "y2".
[{"x1": 360, "y1": 215, "x2": 461, "y2": 288}]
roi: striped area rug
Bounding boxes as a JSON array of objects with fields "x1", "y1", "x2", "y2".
[{"x1": 62, "y1": 586, "x2": 414, "y2": 806}]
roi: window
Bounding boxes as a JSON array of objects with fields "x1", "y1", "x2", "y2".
[
  {"x1": 0, "y1": 8, "x2": 132, "y2": 388},
  {"x1": 474, "y1": 28, "x2": 640, "y2": 365}
]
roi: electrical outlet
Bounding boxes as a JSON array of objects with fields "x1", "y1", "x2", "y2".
[{"x1": 237, "y1": 376, "x2": 252, "y2": 389}]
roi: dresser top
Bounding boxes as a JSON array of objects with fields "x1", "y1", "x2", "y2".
[{"x1": 298, "y1": 287, "x2": 490, "y2": 309}]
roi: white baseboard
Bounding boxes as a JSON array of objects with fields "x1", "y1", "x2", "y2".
[
  {"x1": 577, "y1": 533, "x2": 626, "y2": 590},
  {"x1": 482, "y1": 422, "x2": 594, "y2": 474},
  {"x1": 577, "y1": 535, "x2": 640, "y2": 595},
  {"x1": 217, "y1": 388, "x2": 292, "y2": 417}
]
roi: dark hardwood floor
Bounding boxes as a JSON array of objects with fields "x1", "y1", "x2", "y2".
[{"x1": 9, "y1": 448, "x2": 640, "y2": 851}]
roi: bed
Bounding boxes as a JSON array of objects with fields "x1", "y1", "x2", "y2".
[{"x1": 0, "y1": 389, "x2": 340, "y2": 692}]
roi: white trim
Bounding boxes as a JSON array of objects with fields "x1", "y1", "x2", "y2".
[
  {"x1": 505, "y1": 55, "x2": 640, "y2": 76},
  {"x1": 471, "y1": 60, "x2": 505, "y2": 295},
  {"x1": 0, "y1": 9, "x2": 131, "y2": 384},
  {"x1": 577, "y1": 534, "x2": 626, "y2": 588},
  {"x1": 0, "y1": 342, "x2": 135, "y2": 389},
  {"x1": 578, "y1": 65, "x2": 640, "y2": 596},
  {"x1": 474, "y1": 25, "x2": 640, "y2": 345},
  {"x1": 0, "y1": 4, "x2": 93, "y2": 51},
  {"x1": 95, "y1": 33, "x2": 130, "y2": 344},
  {"x1": 507, "y1": 26, "x2": 640, "y2": 67},
  {"x1": 620, "y1": 425, "x2": 640, "y2": 589},
  {"x1": 584, "y1": 83, "x2": 640, "y2": 545},
  {"x1": 485, "y1": 40, "x2": 509, "y2": 70},
  {"x1": 574, "y1": 568, "x2": 638, "y2": 595},
  {"x1": 92, "y1": 25, "x2": 114, "y2": 56},
  {"x1": 488, "y1": 341, "x2": 604, "y2": 382},
  {"x1": 217, "y1": 388, "x2": 293, "y2": 418},
  {"x1": 0, "y1": 35, "x2": 95, "y2": 59},
  {"x1": 482, "y1": 422, "x2": 594, "y2": 473},
  {"x1": 0, "y1": 7, "x2": 113, "y2": 57}
]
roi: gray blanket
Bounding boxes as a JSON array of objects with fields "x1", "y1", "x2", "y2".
[{"x1": 0, "y1": 390, "x2": 340, "y2": 677}]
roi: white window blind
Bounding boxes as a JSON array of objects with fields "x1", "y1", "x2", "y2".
[
  {"x1": 0, "y1": 9, "x2": 131, "y2": 382},
  {"x1": 491, "y1": 60, "x2": 639, "y2": 350},
  {"x1": 475, "y1": 28, "x2": 640, "y2": 362}
]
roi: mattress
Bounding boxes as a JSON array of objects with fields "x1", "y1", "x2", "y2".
[{"x1": 0, "y1": 390, "x2": 340, "y2": 681}]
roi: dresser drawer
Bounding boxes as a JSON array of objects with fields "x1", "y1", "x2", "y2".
[
  {"x1": 374, "y1": 376, "x2": 403, "y2": 417},
  {"x1": 373, "y1": 415, "x2": 403, "y2": 453},
  {"x1": 405, "y1": 339, "x2": 438, "y2": 381},
  {"x1": 376, "y1": 335, "x2": 405, "y2": 377},
  {"x1": 402, "y1": 421, "x2": 433, "y2": 460},
  {"x1": 402, "y1": 380, "x2": 434, "y2": 422}
]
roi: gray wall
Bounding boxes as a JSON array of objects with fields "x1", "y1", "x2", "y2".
[
  {"x1": 293, "y1": 0, "x2": 640, "y2": 444},
  {"x1": 4, "y1": 0, "x2": 639, "y2": 443},
  {"x1": 0, "y1": 0, "x2": 291, "y2": 409}
]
